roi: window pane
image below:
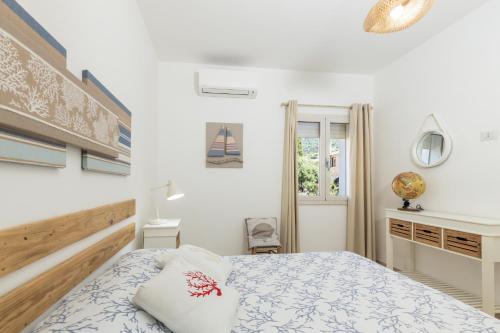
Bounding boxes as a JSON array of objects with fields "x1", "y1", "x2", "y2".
[
  {"x1": 297, "y1": 121, "x2": 320, "y2": 197},
  {"x1": 329, "y1": 123, "x2": 347, "y2": 197}
]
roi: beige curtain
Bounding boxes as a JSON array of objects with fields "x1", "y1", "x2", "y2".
[
  {"x1": 347, "y1": 104, "x2": 376, "y2": 260},
  {"x1": 280, "y1": 100, "x2": 299, "y2": 253}
]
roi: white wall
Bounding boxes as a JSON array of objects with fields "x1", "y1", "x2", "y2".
[
  {"x1": 156, "y1": 62, "x2": 372, "y2": 255},
  {"x1": 298, "y1": 204, "x2": 347, "y2": 253},
  {"x1": 0, "y1": 0, "x2": 158, "y2": 301},
  {"x1": 374, "y1": 1, "x2": 500, "y2": 299}
]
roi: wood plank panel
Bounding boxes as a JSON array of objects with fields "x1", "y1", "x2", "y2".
[
  {"x1": 0, "y1": 0, "x2": 67, "y2": 71},
  {"x1": 1, "y1": 1, "x2": 132, "y2": 160},
  {"x1": 0, "y1": 110, "x2": 120, "y2": 158},
  {"x1": 81, "y1": 152, "x2": 131, "y2": 176},
  {"x1": 413, "y1": 223, "x2": 442, "y2": 248},
  {"x1": 0, "y1": 128, "x2": 66, "y2": 168},
  {"x1": 82, "y1": 70, "x2": 132, "y2": 127},
  {"x1": 390, "y1": 219, "x2": 412, "y2": 240},
  {"x1": 0, "y1": 199, "x2": 135, "y2": 277},
  {"x1": 444, "y1": 229, "x2": 482, "y2": 259},
  {"x1": 0, "y1": 223, "x2": 135, "y2": 333}
]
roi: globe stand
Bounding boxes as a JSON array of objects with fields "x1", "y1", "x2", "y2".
[
  {"x1": 397, "y1": 199, "x2": 422, "y2": 212},
  {"x1": 392, "y1": 172, "x2": 426, "y2": 212}
]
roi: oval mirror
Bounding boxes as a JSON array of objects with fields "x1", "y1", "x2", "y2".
[
  {"x1": 413, "y1": 130, "x2": 451, "y2": 168},
  {"x1": 412, "y1": 114, "x2": 452, "y2": 168}
]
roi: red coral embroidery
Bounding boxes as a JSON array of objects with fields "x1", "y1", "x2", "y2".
[{"x1": 184, "y1": 271, "x2": 222, "y2": 297}]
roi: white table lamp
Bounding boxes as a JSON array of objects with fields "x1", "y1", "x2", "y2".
[{"x1": 150, "y1": 180, "x2": 184, "y2": 225}]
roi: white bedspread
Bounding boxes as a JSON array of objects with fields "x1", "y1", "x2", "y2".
[{"x1": 34, "y1": 249, "x2": 500, "y2": 333}]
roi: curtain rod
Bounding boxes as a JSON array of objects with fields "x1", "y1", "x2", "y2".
[{"x1": 280, "y1": 102, "x2": 351, "y2": 110}]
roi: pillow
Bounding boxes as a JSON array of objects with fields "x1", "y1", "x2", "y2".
[
  {"x1": 245, "y1": 217, "x2": 281, "y2": 249},
  {"x1": 133, "y1": 257, "x2": 239, "y2": 333},
  {"x1": 156, "y1": 244, "x2": 233, "y2": 282}
]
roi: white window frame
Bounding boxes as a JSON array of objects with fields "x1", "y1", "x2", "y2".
[{"x1": 297, "y1": 113, "x2": 349, "y2": 205}]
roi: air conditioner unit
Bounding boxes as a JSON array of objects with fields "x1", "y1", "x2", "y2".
[{"x1": 197, "y1": 69, "x2": 258, "y2": 99}]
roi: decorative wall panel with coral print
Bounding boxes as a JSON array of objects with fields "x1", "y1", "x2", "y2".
[
  {"x1": 0, "y1": 0, "x2": 131, "y2": 171},
  {"x1": 0, "y1": 28, "x2": 121, "y2": 154}
]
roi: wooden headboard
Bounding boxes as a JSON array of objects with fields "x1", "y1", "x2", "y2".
[{"x1": 0, "y1": 200, "x2": 136, "y2": 333}]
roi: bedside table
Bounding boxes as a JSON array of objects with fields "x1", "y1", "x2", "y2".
[{"x1": 142, "y1": 219, "x2": 181, "y2": 249}]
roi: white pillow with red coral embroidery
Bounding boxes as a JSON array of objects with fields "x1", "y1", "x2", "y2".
[
  {"x1": 155, "y1": 244, "x2": 233, "y2": 282},
  {"x1": 133, "y1": 257, "x2": 239, "y2": 333}
]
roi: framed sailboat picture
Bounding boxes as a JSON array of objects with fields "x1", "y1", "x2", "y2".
[{"x1": 206, "y1": 122, "x2": 243, "y2": 168}]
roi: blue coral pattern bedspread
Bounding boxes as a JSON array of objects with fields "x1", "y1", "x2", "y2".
[{"x1": 34, "y1": 249, "x2": 500, "y2": 333}]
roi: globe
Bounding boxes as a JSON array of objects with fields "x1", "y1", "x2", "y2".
[{"x1": 392, "y1": 172, "x2": 426, "y2": 210}]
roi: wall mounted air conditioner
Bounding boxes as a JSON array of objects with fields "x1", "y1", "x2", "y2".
[{"x1": 197, "y1": 69, "x2": 258, "y2": 99}]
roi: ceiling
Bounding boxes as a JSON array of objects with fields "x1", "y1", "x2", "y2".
[{"x1": 137, "y1": 0, "x2": 489, "y2": 74}]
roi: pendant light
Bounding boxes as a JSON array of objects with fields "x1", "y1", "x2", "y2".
[{"x1": 364, "y1": 0, "x2": 435, "y2": 33}]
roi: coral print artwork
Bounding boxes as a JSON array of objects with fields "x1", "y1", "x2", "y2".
[{"x1": 0, "y1": 29, "x2": 119, "y2": 150}]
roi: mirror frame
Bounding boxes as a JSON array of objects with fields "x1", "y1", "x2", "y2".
[{"x1": 411, "y1": 114, "x2": 452, "y2": 168}]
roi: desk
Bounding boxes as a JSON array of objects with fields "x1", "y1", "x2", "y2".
[{"x1": 385, "y1": 208, "x2": 500, "y2": 316}]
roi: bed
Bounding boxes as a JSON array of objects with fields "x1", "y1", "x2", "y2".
[{"x1": 32, "y1": 249, "x2": 500, "y2": 333}]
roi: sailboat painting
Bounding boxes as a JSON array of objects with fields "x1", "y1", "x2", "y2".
[{"x1": 206, "y1": 122, "x2": 243, "y2": 168}]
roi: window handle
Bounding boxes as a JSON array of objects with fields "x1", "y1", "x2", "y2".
[{"x1": 325, "y1": 158, "x2": 330, "y2": 169}]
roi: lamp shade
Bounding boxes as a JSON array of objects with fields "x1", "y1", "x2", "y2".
[
  {"x1": 165, "y1": 180, "x2": 184, "y2": 201},
  {"x1": 364, "y1": 0, "x2": 434, "y2": 33}
]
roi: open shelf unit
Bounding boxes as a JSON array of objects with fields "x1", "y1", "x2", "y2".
[{"x1": 400, "y1": 270, "x2": 500, "y2": 314}]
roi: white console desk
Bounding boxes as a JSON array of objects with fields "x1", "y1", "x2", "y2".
[{"x1": 386, "y1": 208, "x2": 500, "y2": 316}]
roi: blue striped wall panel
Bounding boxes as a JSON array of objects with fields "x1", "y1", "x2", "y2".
[
  {"x1": 0, "y1": 129, "x2": 66, "y2": 168},
  {"x1": 82, "y1": 153, "x2": 130, "y2": 176},
  {"x1": 118, "y1": 136, "x2": 131, "y2": 148},
  {"x1": 81, "y1": 71, "x2": 133, "y2": 158},
  {"x1": 3, "y1": 0, "x2": 66, "y2": 57},
  {"x1": 1, "y1": 0, "x2": 133, "y2": 172},
  {"x1": 118, "y1": 124, "x2": 132, "y2": 151},
  {"x1": 119, "y1": 125, "x2": 131, "y2": 138},
  {"x1": 82, "y1": 70, "x2": 132, "y2": 117}
]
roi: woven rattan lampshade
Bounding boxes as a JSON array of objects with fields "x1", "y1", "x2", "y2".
[{"x1": 364, "y1": 0, "x2": 434, "y2": 33}]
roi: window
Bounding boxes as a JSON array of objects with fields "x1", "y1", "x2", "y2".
[
  {"x1": 297, "y1": 114, "x2": 348, "y2": 203},
  {"x1": 329, "y1": 123, "x2": 347, "y2": 197},
  {"x1": 297, "y1": 121, "x2": 321, "y2": 197}
]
